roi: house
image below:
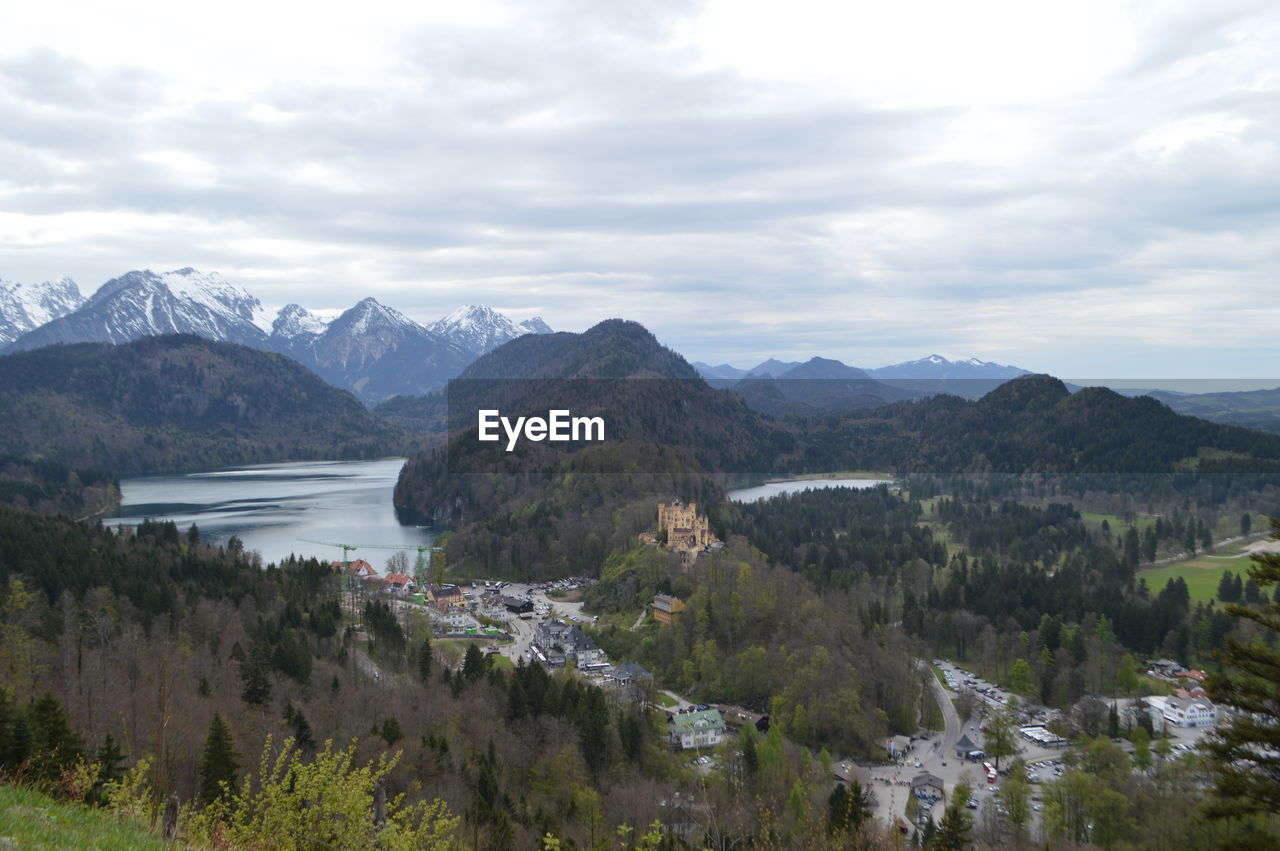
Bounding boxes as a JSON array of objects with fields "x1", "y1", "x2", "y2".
[
  {"x1": 610, "y1": 661, "x2": 654, "y2": 686},
  {"x1": 669, "y1": 708, "x2": 726, "y2": 750},
  {"x1": 348, "y1": 559, "x2": 378, "y2": 580},
  {"x1": 1147, "y1": 695, "x2": 1218, "y2": 728},
  {"x1": 717, "y1": 704, "x2": 770, "y2": 734},
  {"x1": 428, "y1": 583, "x2": 465, "y2": 613},
  {"x1": 653, "y1": 594, "x2": 686, "y2": 625},
  {"x1": 384, "y1": 572, "x2": 415, "y2": 595},
  {"x1": 1148, "y1": 659, "x2": 1183, "y2": 678},
  {"x1": 911, "y1": 773, "x2": 945, "y2": 802}
]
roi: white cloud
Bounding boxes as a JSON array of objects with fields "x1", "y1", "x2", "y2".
[{"x1": 0, "y1": 0, "x2": 1277, "y2": 378}]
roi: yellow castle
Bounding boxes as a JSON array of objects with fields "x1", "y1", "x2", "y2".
[{"x1": 657, "y1": 499, "x2": 718, "y2": 556}]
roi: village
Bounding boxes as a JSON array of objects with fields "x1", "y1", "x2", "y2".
[{"x1": 329, "y1": 498, "x2": 1233, "y2": 838}]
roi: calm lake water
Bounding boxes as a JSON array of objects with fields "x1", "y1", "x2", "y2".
[
  {"x1": 106, "y1": 458, "x2": 435, "y2": 567},
  {"x1": 728, "y1": 477, "x2": 895, "y2": 503}
]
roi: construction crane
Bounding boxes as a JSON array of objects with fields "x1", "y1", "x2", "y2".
[
  {"x1": 297, "y1": 538, "x2": 361, "y2": 567},
  {"x1": 357, "y1": 543, "x2": 442, "y2": 588}
]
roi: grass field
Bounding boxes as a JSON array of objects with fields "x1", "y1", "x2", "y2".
[
  {"x1": 0, "y1": 784, "x2": 168, "y2": 850},
  {"x1": 1137, "y1": 551, "x2": 1256, "y2": 602},
  {"x1": 657, "y1": 692, "x2": 678, "y2": 708}
]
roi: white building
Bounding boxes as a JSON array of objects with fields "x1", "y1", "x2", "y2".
[
  {"x1": 669, "y1": 708, "x2": 727, "y2": 750},
  {"x1": 1147, "y1": 695, "x2": 1218, "y2": 728}
]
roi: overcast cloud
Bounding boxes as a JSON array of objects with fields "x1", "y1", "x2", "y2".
[{"x1": 1, "y1": 0, "x2": 1277, "y2": 376}]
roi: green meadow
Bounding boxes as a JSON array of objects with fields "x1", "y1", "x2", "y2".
[{"x1": 1137, "y1": 550, "x2": 1257, "y2": 603}]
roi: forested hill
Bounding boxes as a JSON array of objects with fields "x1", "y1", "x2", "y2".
[
  {"x1": 799, "y1": 374, "x2": 1280, "y2": 474},
  {"x1": 0, "y1": 335, "x2": 407, "y2": 473},
  {"x1": 377, "y1": 318, "x2": 714, "y2": 434},
  {"x1": 392, "y1": 318, "x2": 792, "y2": 482}
]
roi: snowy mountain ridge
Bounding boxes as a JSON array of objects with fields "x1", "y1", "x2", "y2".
[
  {"x1": 1, "y1": 267, "x2": 554, "y2": 404},
  {"x1": 429, "y1": 304, "x2": 553, "y2": 355},
  {"x1": 0, "y1": 276, "x2": 85, "y2": 344}
]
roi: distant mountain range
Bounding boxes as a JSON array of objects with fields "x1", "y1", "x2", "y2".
[
  {"x1": 0, "y1": 268, "x2": 552, "y2": 404},
  {"x1": 692, "y1": 353, "x2": 1031, "y2": 383}
]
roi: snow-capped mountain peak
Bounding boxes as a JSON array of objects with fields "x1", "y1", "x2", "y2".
[
  {"x1": 867, "y1": 353, "x2": 1032, "y2": 380},
  {"x1": 519, "y1": 316, "x2": 554, "y2": 336},
  {"x1": 0, "y1": 275, "x2": 85, "y2": 344},
  {"x1": 4, "y1": 268, "x2": 273, "y2": 352},
  {"x1": 271, "y1": 303, "x2": 329, "y2": 339},
  {"x1": 429, "y1": 304, "x2": 551, "y2": 355},
  {"x1": 159, "y1": 267, "x2": 273, "y2": 333}
]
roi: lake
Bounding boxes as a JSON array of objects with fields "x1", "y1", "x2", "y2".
[
  {"x1": 728, "y1": 477, "x2": 895, "y2": 503},
  {"x1": 106, "y1": 458, "x2": 436, "y2": 567}
]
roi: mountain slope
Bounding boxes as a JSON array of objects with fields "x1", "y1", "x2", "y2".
[
  {"x1": 294, "y1": 298, "x2": 473, "y2": 404},
  {"x1": 0, "y1": 276, "x2": 84, "y2": 344},
  {"x1": 0, "y1": 335, "x2": 405, "y2": 473},
  {"x1": 5, "y1": 268, "x2": 271, "y2": 352}
]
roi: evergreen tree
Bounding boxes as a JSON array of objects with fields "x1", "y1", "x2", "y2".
[
  {"x1": 506, "y1": 678, "x2": 528, "y2": 722},
  {"x1": 380, "y1": 716, "x2": 403, "y2": 747},
  {"x1": 28, "y1": 692, "x2": 83, "y2": 781},
  {"x1": 462, "y1": 644, "x2": 486, "y2": 682},
  {"x1": 1203, "y1": 517, "x2": 1280, "y2": 822},
  {"x1": 198, "y1": 712, "x2": 241, "y2": 804},
  {"x1": 1123, "y1": 526, "x2": 1140, "y2": 569},
  {"x1": 1143, "y1": 526, "x2": 1158, "y2": 562},
  {"x1": 283, "y1": 702, "x2": 316, "y2": 752},
  {"x1": 94, "y1": 733, "x2": 126, "y2": 785},
  {"x1": 240, "y1": 642, "x2": 272, "y2": 706}
]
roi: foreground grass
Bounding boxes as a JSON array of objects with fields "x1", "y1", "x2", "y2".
[
  {"x1": 1138, "y1": 550, "x2": 1256, "y2": 602},
  {"x1": 0, "y1": 784, "x2": 171, "y2": 850}
]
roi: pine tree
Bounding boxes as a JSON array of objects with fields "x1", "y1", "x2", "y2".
[
  {"x1": 28, "y1": 692, "x2": 83, "y2": 781},
  {"x1": 94, "y1": 733, "x2": 126, "y2": 785},
  {"x1": 380, "y1": 716, "x2": 403, "y2": 747},
  {"x1": 198, "y1": 712, "x2": 241, "y2": 804},
  {"x1": 1203, "y1": 517, "x2": 1280, "y2": 821},
  {"x1": 239, "y1": 642, "x2": 272, "y2": 706},
  {"x1": 462, "y1": 644, "x2": 485, "y2": 682},
  {"x1": 283, "y1": 702, "x2": 316, "y2": 752}
]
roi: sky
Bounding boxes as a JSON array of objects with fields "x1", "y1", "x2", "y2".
[{"x1": 1, "y1": 0, "x2": 1277, "y2": 377}]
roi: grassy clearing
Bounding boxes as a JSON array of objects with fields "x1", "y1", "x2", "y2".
[
  {"x1": 657, "y1": 692, "x2": 678, "y2": 708},
  {"x1": 0, "y1": 784, "x2": 169, "y2": 850},
  {"x1": 1137, "y1": 551, "x2": 1256, "y2": 602}
]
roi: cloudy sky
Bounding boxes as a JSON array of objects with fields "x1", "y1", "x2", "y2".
[{"x1": 2, "y1": 0, "x2": 1277, "y2": 377}]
